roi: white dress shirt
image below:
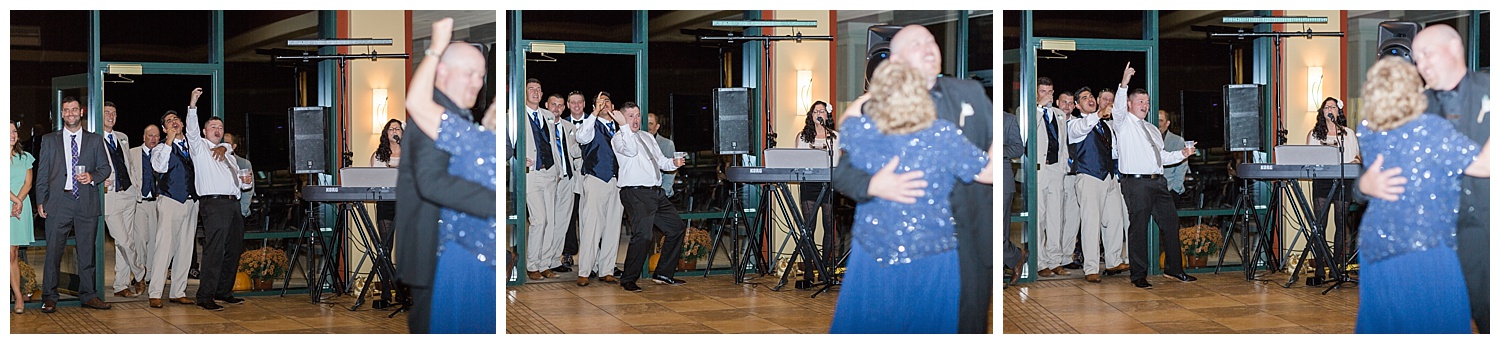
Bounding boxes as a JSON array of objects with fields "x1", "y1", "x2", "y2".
[
  {"x1": 574, "y1": 113, "x2": 617, "y2": 145},
  {"x1": 1112, "y1": 85, "x2": 1186, "y2": 175},
  {"x1": 612, "y1": 124, "x2": 678, "y2": 187},
  {"x1": 61, "y1": 126, "x2": 84, "y2": 191},
  {"x1": 184, "y1": 107, "x2": 251, "y2": 196}
]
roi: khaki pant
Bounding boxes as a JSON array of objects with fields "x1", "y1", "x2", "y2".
[
  {"x1": 147, "y1": 198, "x2": 197, "y2": 299},
  {"x1": 575, "y1": 175, "x2": 622, "y2": 278}
]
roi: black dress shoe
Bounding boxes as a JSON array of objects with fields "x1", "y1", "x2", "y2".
[
  {"x1": 651, "y1": 274, "x2": 687, "y2": 286},
  {"x1": 216, "y1": 296, "x2": 245, "y2": 304},
  {"x1": 1062, "y1": 262, "x2": 1083, "y2": 270},
  {"x1": 1163, "y1": 273, "x2": 1197, "y2": 282},
  {"x1": 551, "y1": 265, "x2": 573, "y2": 273},
  {"x1": 621, "y1": 282, "x2": 643, "y2": 292},
  {"x1": 197, "y1": 300, "x2": 225, "y2": 311},
  {"x1": 40, "y1": 300, "x2": 56, "y2": 313},
  {"x1": 1131, "y1": 279, "x2": 1153, "y2": 289}
]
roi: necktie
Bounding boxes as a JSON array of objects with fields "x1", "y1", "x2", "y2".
[
  {"x1": 142, "y1": 150, "x2": 156, "y2": 198},
  {"x1": 1137, "y1": 120, "x2": 1163, "y2": 168},
  {"x1": 107, "y1": 134, "x2": 132, "y2": 192},
  {"x1": 555, "y1": 121, "x2": 573, "y2": 178},
  {"x1": 1044, "y1": 108, "x2": 1060, "y2": 165},
  {"x1": 530, "y1": 112, "x2": 554, "y2": 170},
  {"x1": 70, "y1": 134, "x2": 80, "y2": 198},
  {"x1": 637, "y1": 132, "x2": 663, "y2": 184}
]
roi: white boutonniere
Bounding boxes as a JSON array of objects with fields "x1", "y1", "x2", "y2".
[{"x1": 960, "y1": 103, "x2": 975, "y2": 127}]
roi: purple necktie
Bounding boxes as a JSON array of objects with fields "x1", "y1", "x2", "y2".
[{"x1": 71, "y1": 134, "x2": 80, "y2": 199}]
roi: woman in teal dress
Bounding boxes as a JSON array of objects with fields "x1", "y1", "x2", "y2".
[
  {"x1": 11, "y1": 120, "x2": 36, "y2": 314},
  {"x1": 404, "y1": 18, "x2": 498, "y2": 334}
]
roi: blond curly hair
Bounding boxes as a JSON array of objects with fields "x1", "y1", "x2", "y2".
[
  {"x1": 1361, "y1": 57, "x2": 1429, "y2": 132},
  {"x1": 866, "y1": 61, "x2": 936, "y2": 135}
]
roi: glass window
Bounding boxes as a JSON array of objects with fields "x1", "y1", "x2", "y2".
[
  {"x1": 521, "y1": 10, "x2": 636, "y2": 43},
  {"x1": 1031, "y1": 10, "x2": 1145, "y2": 40},
  {"x1": 10, "y1": 10, "x2": 90, "y2": 139},
  {"x1": 100, "y1": 10, "x2": 213, "y2": 63},
  {"x1": 966, "y1": 10, "x2": 994, "y2": 93}
]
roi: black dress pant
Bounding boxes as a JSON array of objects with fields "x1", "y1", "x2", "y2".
[
  {"x1": 563, "y1": 194, "x2": 581, "y2": 257},
  {"x1": 1120, "y1": 176, "x2": 1184, "y2": 281},
  {"x1": 41, "y1": 199, "x2": 101, "y2": 303},
  {"x1": 196, "y1": 197, "x2": 245, "y2": 300},
  {"x1": 620, "y1": 186, "x2": 686, "y2": 284},
  {"x1": 953, "y1": 182, "x2": 994, "y2": 333}
]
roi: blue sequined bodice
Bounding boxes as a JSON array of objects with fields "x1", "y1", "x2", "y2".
[
  {"x1": 839, "y1": 116, "x2": 988, "y2": 265},
  {"x1": 1357, "y1": 115, "x2": 1479, "y2": 263},
  {"x1": 434, "y1": 113, "x2": 499, "y2": 266}
]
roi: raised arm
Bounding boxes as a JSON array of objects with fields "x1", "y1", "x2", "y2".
[
  {"x1": 186, "y1": 88, "x2": 203, "y2": 140},
  {"x1": 404, "y1": 18, "x2": 454, "y2": 140}
]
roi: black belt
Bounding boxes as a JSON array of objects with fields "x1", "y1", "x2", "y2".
[
  {"x1": 621, "y1": 185, "x2": 660, "y2": 190},
  {"x1": 200, "y1": 194, "x2": 239, "y2": 201},
  {"x1": 1122, "y1": 174, "x2": 1162, "y2": 179}
]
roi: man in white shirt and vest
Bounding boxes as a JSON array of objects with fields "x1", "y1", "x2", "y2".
[
  {"x1": 100, "y1": 101, "x2": 146, "y2": 298},
  {"x1": 1034, "y1": 77, "x2": 1074, "y2": 277}
]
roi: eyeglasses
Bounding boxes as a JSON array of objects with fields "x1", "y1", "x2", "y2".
[
  {"x1": 811, "y1": 109, "x2": 828, "y2": 114},
  {"x1": 1322, "y1": 105, "x2": 1340, "y2": 110}
]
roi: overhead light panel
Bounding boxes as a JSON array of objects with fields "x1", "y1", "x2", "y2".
[
  {"x1": 287, "y1": 38, "x2": 393, "y2": 46},
  {"x1": 108, "y1": 64, "x2": 142, "y2": 75},
  {"x1": 712, "y1": 20, "x2": 818, "y2": 27},
  {"x1": 1222, "y1": 16, "x2": 1328, "y2": 24}
]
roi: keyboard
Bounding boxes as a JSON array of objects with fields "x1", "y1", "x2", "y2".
[
  {"x1": 1237, "y1": 163, "x2": 1362, "y2": 180},
  {"x1": 725, "y1": 167, "x2": 831, "y2": 183},
  {"x1": 302, "y1": 186, "x2": 398, "y2": 202}
]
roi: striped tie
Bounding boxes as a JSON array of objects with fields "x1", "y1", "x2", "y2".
[{"x1": 71, "y1": 134, "x2": 80, "y2": 199}]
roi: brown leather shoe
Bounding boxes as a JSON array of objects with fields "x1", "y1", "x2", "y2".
[
  {"x1": 576, "y1": 277, "x2": 590, "y2": 287},
  {"x1": 134, "y1": 280, "x2": 148, "y2": 294},
  {"x1": 114, "y1": 289, "x2": 138, "y2": 298},
  {"x1": 172, "y1": 297, "x2": 195, "y2": 305},
  {"x1": 1037, "y1": 267, "x2": 1055, "y2": 277},
  {"x1": 526, "y1": 271, "x2": 545, "y2": 280},
  {"x1": 40, "y1": 300, "x2": 56, "y2": 313},
  {"x1": 541, "y1": 269, "x2": 559, "y2": 279},
  {"x1": 1105, "y1": 263, "x2": 1130, "y2": 272},
  {"x1": 597, "y1": 275, "x2": 619, "y2": 284},
  {"x1": 81, "y1": 298, "x2": 112, "y2": 310},
  {"x1": 149, "y1": 298, "x2": 164, "y2": 308},
  {"x1": 1053, "y1": 267, "x2": 1072, "y2": 276},
  {"x1": 1086, "y1": 274, "x2": 1101, "y2": 283},
  {"x1": 1008, "y1": 247, "x2": 1029, "y2": 286}
]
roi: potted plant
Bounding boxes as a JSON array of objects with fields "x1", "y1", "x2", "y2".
[
  {"x1": 679, "y1": 227, "x2": 712, "y2": 271},
  {"x1": 1179, "y1": 224, "x2": 1224, "y2": 267},
  {"x1": 238, "y1": 246, "x2": 290, "y2": 290}
]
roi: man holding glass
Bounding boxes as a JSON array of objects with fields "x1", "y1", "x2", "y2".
[
  {"x1": 35, "y1": 96, "x2": 114, "y2": 312},
  {"x1": 182, "y1": 88, "x2": 254, "y2": 311}
]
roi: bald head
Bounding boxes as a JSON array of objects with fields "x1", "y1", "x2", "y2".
[
  {"x1": 436, "y1": 42, "x2": 488, "y2": 108},
  {"x1": 889, "y1": 24, "x2": 942, "y2": 87},
  {"x1": 1411, "y1": 24, "x2": 1467, "y2": 91}
]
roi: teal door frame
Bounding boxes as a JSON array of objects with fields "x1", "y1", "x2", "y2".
[{"x1": 1017, "y1": 10, "x2": 1162, "y2": 283}]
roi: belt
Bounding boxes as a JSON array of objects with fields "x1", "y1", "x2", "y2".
[
  {"x1": 1122, "y1": 174, "x2": 1162, "y2": 179},
  {"x1": 139, "y1": 196, "x2": 157, "y2": 202},
  {"x1": 200, "y1": 194, "x2": 239, "y2": 201},
  {"x1": 621, "y1": 185, "x2": 660, "y2": 190}
]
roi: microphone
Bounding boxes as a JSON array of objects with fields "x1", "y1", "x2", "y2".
[
  {"x1": 393, "y1": 134, "x2": 401, "y2": 144},
  {"x1": 817, "y1": 116, "x2": 826, "y2": 125}
]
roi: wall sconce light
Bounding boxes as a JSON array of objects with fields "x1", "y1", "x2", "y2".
[
  {"x1": 1307, "y1": 66, "x2": 1323, "y2": 112},
  {"x1": 797, "y1": 69, "x2": 813, "y2": 113},
  {"x1": 372, "y1": 88, "x2": 388, "y2": 134}
]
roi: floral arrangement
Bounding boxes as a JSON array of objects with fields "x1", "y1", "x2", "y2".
[
  {"x1": 681, "y1": 227, "x2": 713, "y2": 261},
  {"x1": 19, "y1": 260, "x2": 40, "y2": 298},
  {"x1": 239, "y1": 246, "x2": 290, "y2": 281},
  {"x1": 1180, "y1": 224, "x2": 1224, "y2": 258}
]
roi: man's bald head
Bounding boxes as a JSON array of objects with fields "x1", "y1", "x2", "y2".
[
  {"x1": 889, "y1": 24, "x2": 942, "y2": 87},
  {"x1": 436, "y1": 42, "x2": 488, "y2": 108},
  {"x1": 1411, "y1": 24, "x2": 1467, "y2": 91}
]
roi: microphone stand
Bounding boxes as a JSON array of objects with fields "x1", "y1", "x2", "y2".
[{"x1": 1323, "y1": 126, "x2": 1357, "y2": 294}]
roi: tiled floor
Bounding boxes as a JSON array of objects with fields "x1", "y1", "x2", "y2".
[
  {"x1": 1002, "y1": 270, "x2": 1362, "y2": 334},
  {"x1": 10, "y1": 293, "x2": 409, "y2": 334},
  {"x1": 506, "y1": 273, "x2": 841, "y2": 334}
]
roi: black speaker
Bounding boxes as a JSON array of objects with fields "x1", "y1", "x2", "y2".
[
  {"x1": 712, "y1": 88, "x2": 751, "y2": 155},
  {"x1": 1223, "y1": 84, "x2": 1262, "y2": 152},
  {"x1": 289, "y1": 107, "x2": 327, "y2": 174},
  {"x1": 865, "y1": 25, "x2": 902, "y2": 89},
  {"x1": 1377, "y1": 21, "x2": 1421, "y2": 62}
]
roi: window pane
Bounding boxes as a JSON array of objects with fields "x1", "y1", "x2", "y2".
[
  {"x1": 10, "y1": 10, "x2": 90, "y2": 134},
  {"x1": 100, "y1": 10, "x2": 213, "y2": 63},
  {"x1": 1032, "y1": 10, "x2": 1144, "y2": 40},
  {"x1": 521, "y1": 10, "x2": 636, "y2": 43}
]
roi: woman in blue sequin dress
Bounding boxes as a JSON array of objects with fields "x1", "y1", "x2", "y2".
[
  {"x1": 1354, "y1": 57, "x2": 1490, "y2": 334},
  {"x1": 404, "y1": 18, "x2": 497, "y2": 334},
  {"x1": 829, "y1": 61, "x2": 995, "y2": 333}
]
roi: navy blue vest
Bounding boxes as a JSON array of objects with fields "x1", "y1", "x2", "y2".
[
  {"x1": 1071, "y1": 120, "x2": 1117, "y2": 180},
  {"x1": 157, "y1": 141, "x2": 197, "y2": 203},
  {"x1": 140, "y1": 148, "x2": 159, "y2": 198},
  {"x1": 580, "y1": 117, "x2": 618, "y2": 182}
]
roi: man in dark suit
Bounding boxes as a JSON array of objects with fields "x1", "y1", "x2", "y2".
[
  {"x1": 35, "y1": 96, "x2": 114, "y2": 312},
  {"x1": 830, "y1": 24, "x2": 993, "y2": 333},
  {"x1": 395, "y1": 41, "x2": 495, "y2": 333}
]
